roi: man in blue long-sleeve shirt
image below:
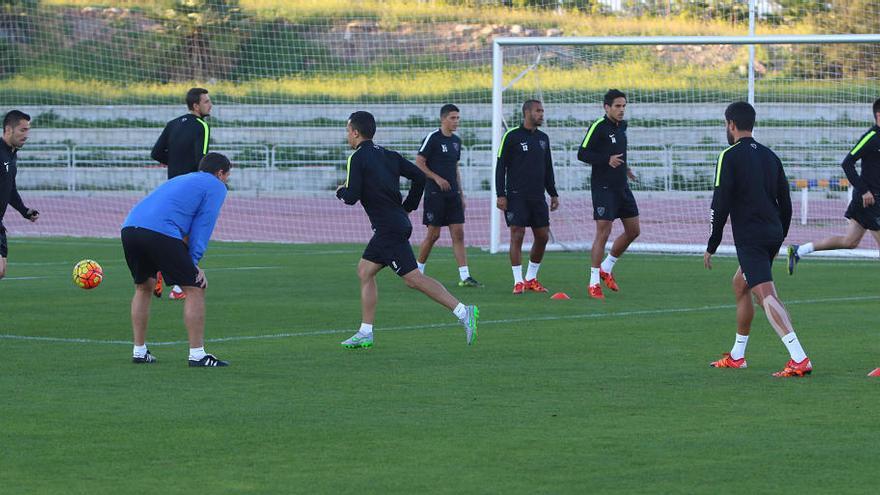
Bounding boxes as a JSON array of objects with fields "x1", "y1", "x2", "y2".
[
  {"x1": 335, "y1": 111, "x2": 479, "y2": 349},
  {"x1": 121, "y1": 152, "x2": 231, "y2": 367}
]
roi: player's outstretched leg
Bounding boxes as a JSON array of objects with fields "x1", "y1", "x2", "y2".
[
  {"x1": 788, "y1": 219, "x2": 868, "y2": 275},
  {"x1": 402, "y1": 269, "x2": 478, "y2": 345}
]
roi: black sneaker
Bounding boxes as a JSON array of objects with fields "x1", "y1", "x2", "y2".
[
  {"x1": 458, "y1": 276, "x2": 483, "y2": 288},
  {"x1": 132, "y1": 350, "x2": 157, "y2": 364},
  {"x1": 188, "y1": 354, "x2": 229, "y2": 367}
]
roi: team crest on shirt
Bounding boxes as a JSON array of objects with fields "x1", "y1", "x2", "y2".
[
  {"x1": 453, "y1": 142, "x2": 460, "y2": 152},
  {"x1": 539, "y1": 140, "x2": 547, "y2": 150},
  {"x1": 441, "y1": 144, "x2": 448, "y2": 153}
]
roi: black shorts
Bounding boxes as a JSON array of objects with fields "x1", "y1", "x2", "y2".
[
  {"x1": 121, "y1": 226, "x2": 200, "y2": 287},
  {"x1": 423, "y1": 191, "x2": 465, "y2": 227},
  {"x1": 0, "y1": 223, "x2": 7, "y2": 258},
  {"x1": 592, "y1": 186, "x2": 639, "y2": 221},
  {"x1": 736, "y1": 241, "x2": 781, "y2": 289},
  {"x1": 362, "y1": 228, "x2": 418, "y2": 277},
  {"x1": 844, "y1": 192, "x2": 880, "y2": 231},
  {"x1": 504, "y1": 196, "x2": 550, "y2": 228}
]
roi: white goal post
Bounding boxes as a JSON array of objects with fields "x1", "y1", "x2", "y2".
[{"x1": 490, "y1": 34, "x2": 880, "y2": 257}]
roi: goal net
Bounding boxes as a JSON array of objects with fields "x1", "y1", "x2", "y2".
[{"x1": 490, "y1": 35, "x2": 880, "y2": 257}]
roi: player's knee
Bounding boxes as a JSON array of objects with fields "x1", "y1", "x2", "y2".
[
  {"x1": 403, "y1": 272, "x2": 421, "y2": 289},
  {"x1": 627, "y1": 226, "x2": 641, "y2": 240},
  {"x1": 844, "y1": 237, "x2": 860, "y2": 249},
  {"x1": 510, "y1": 228, "x2": 525, "y2": 241},
  {"x1": 425, "y1": 230, "x2": 441, "y2": 243},
  {"x1": 450, "y1": 230, "x2": 464, "y2": 243},
  {"x1": 534, "y1": 230, "x2": 549, "y2": 244}
]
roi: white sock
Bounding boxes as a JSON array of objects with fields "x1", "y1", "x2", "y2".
[
  {"x1": 458, "y1": 265, "x2": 470, "y2": 281},
  {"x1": 589, "y1": 267, "x2": 600, "y2": 286},
  {"x1": 417, "y1": 262, "x2": 426, "y2": 274},
  {"x1": 797, "y1": 243, "x2": 815, "y2": 257},
  {"x1": 172, "y1": 285, "x2": 183, "y2": 294},
  {"x1": 512, "y1": 265, "x2": 523, "y2": 284},
  {"x1": 133, "y1": 344, "x2": 147, "y2": 358},
  {"x1": 359, "y1": 323, "x2": 373, "y2": 336},
  {"x1": 781, "y1": 332, "x2": 808, "y2": 363},
  {"x1": 453, "y1": 303, "x2": 468, "y2": 320},
  {"x1": 189, "y1": 347, "x2": 207, "y2": 361},
  {"x1": 526, "y1": 261, "x2": 540, "y2": 281},
  {"x1": 600, "y1": 254, "x2": 618, "y2": 273},
  {"x1": 730, "y1": 333, "x2": 749, "y2": 360}
]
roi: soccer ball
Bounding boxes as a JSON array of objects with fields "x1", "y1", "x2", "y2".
[{"x1": 73, "y1": 259, "x2": 103, "y2": 290}]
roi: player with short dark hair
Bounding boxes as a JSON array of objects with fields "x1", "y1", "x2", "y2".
[
  {"x1": 788, "y1": 99, "x2": 880, "y2": 279},
  {"x1": 150, "y1": 87, "x2": 213, "y2": 299},
  {"x1": 0, "y1": 110, "x2": 39, "y2": 280},
  {"x1": 705, "y1": 101, "x2": 812, "y2": 378},
  {"x1": 336, "y1": 111, "x2": 478, "y2": 349},
  {"x1": 496, "y1": 99, "x2": 559, "y2": 294},
  {"x1": 121, "y1": 152, "x2": 231, "y2": 367},
  {"x1": 415, "y1": 104, "x2": 481, "y2": 287},
  {"x1": 578, "y1": 89, "x2": 639, "y2": 300}
]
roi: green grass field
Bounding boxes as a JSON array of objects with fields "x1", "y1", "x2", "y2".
[{"x1": 2, "y1": 238, "x2": 878, "y2": 494}]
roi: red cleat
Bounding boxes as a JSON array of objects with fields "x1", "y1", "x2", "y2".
[
  {"x1": 588, "y1": 283, "x2": 605, "y2": 300},
  {"x1": 512, "y1": 281, "x2": 525, "y2": 295},
  {"x1": 599, "y1": 269, "x2": 619, "y2": 292},
  {"x1": 772, "y1": 358, "x2": 812, "y2": 377},
  {"x1": 709, "y1": 352, "x2": 747, "y2": 369},
  {"x1": 524, "y1": 278, "x2": 548, "y2": 293},
  {"x1": 868, "y1": 368, "x2": 880, "y2": 377},
  {"x1": 153, "y1": 272, "x2": 163, "y2": 298}
]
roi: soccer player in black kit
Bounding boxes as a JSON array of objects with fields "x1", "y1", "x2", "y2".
[
  {"x1": 704, "y1": 101, "x2": 812, "y2": 378},
  {"x1": 415, "y1": 104, "x2": 481, "y2": 287},
  {"x1": 0, "y1": 110, "x2": 40, "y2": 280},
  {"x1": 496, "y1": 100, "x2": 559, "y2": 294},
  {"x1": 150, "y1": 87, "x2": 213, "y2": 299},
  {"x1": 579, "y1": 89, "x2": 639, "y2": 300},
  {"x1": 788, "y1": 99, "x2": 880, "y2": 268},
  {"x1": 336, "y1": 111, "x2": 478, "y2": 349}
]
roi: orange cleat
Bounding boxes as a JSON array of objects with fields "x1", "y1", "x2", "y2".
[
  {"x1": 512, "y1": 281, "x2": 525, "y2": 295},
  {"x1": 709, "y1": 352, "x2": 747, "y2": 369},
  {"x1": 772, "y1": 358, "x2": 812, "y2": 377},
  {"x1": 524, "y1": 278, "x2": 548, "y2": 293},
  {"x1": 588, "y1": 283, "x2": 605, "y2": 300},
  {"x1": 169, "y1": 286, "x2": 187, "y2": 300},
  {"x1": 599, "y1": 269, "x2": 619, "y2": 292},
  {"x1": 153, "y1": 272, "x2": 163, "y2": 298},
  {"x1": 868, "y1": 368, "x2": 880, "y2": 377}
]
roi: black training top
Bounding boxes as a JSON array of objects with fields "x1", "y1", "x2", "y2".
[
  {"x1": 495, "y1": 125, "x2": 558, "y2": 199},
  {"x1": 707, "y1": 137, "x2": 792, "y2": 254},
  {"x1": 0, "y1": 139, "x2": 29, "y2": 225},
  {"x1": 336, "y1": 140, "x2": 426, "y2": 232},
  {"x1": 418, "y1": 129, "x2": 462, "y2": 194},
  {"x1": 841, "y1": 124, "x2": 880, "y2": 195},
  {"x1": 151, "y1": 113, "x2": 211, "y2": 179},
  {"x1": 578, "y1": 116, "x2": 629, "y2": 189}
]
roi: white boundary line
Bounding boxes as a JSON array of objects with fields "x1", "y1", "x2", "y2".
[{"x1": 2, "y1": 294, "x2": 876, "y2": 347}]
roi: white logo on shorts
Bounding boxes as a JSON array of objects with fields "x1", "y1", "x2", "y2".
[
  {"x1": 596, "y1": 207, "x2": 606, "y2": 216},
  {"x1": 391, "y1": 260, "x2": 399, "y2": 272},
  {"x1": 506, "y1": 211, "x2": 515, "y2": 222}
]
